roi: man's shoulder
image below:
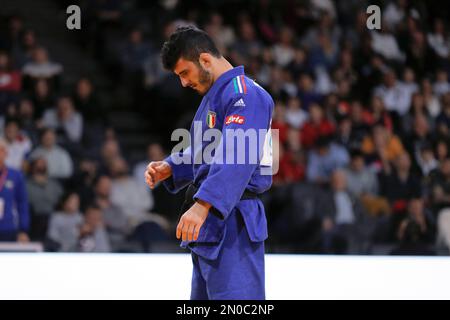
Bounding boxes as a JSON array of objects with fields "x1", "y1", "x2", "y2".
[{"x1": 220, "y1": 75, "x2": 272, "y2": 106}]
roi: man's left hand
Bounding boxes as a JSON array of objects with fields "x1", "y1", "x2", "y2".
[{"x1": 176, "y1": 201, "x2": 211, "y2": 241}]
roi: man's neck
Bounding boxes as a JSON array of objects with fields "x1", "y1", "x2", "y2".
[{"x1": 211, "y1": 57, "x2": 234, "y2": 83}]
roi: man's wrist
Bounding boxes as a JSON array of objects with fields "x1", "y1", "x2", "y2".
[{"x1": 196, "y1": 199, "x2": 212, "y2": 210}]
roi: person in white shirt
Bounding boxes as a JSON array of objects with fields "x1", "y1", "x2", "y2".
[
  {"x1": 374, "y1": 69, "x2": 415, "y2": 116},
  {"x1": 2, "y1": 118, "x2": 32, "y2": 170},
  {"x1": 42, "y1": 95, "x2": 83, "y2": 143},
  {"x1": 30, "y1": 128, "x2": 73, "y2": 179}
]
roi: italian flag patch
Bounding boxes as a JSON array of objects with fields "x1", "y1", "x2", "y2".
[{"x1": 206, "y1": 110, "x2": 216, "y2": 128}]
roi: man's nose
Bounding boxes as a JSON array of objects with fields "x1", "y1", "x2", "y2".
[{"x1": 180, "y1": 77, "x2": 189, "y2": 88}]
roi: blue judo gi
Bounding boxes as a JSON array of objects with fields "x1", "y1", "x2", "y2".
[{"x1": 163, "y1": 66, "x2": 274, "y2": 300}]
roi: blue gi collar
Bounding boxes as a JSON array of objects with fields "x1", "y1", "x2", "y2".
[{"x1": 205, "y1": 65, "x2": 245, "y2": 100}]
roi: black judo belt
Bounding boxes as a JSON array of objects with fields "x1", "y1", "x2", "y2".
[{"x1": 179, "y1": 183, "x2": 259, "y2": 220}]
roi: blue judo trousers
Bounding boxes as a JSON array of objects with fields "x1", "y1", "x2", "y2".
[{"x1": 163, "y1": 66, "x2": 274, "y2": 300}]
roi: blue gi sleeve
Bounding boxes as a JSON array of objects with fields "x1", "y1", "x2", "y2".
[
  {"x1": 14, "y1": 171, "x2": 30, "y2": 233},
  {"x1": 194, "y1": 92, "x2": 273, "y2": 220},
  {"x1": 163, "y1": 146, "x2": 194, "y2": 194}
]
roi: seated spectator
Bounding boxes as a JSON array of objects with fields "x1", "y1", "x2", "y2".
[
  {"x1": 433, "y1": 69, "x2": 450, "y2": 99},
  {"x1": 72, "y1": 77, "x2": 105, "y2": 124},
  {"x1": 78, "y1": 205, "x2": 111, "y2": 253},
  {"x1": 98, "y1": 138, "x2": 122, "y2": 175},
  {"x1": 422, "y1": 78, "x2": 441, "y2": 120},
  {"x1": 22, "y1": 46, "x2": 63, "y2": 89},
  {"x1": 379, "y1": 152, "x2": 422, "y2": 217},
  {"x1": 436, "y1": 93, "x2": 450, "y2": 138},
  {"x1": 343, "y1": 149, "x2": 379, "y2": 197},
  {"x1": 306, "y1": 135, "x2": 349, "y2": 185},
  {"x1": 93, "y1": 175, "x2": 128, "y2": 252},
  {"x1": 297, "y1": 73, "x2": 323, "y2": 111},
  {"x1": 427, "y1": 18, "x2": 450, "y2": 61},
  {"x1": 133, "y1": 142, "x2": 166, "y2": 189},
  {"x1": 319, "y1": 170, "x2": 372, "y2": 254},
  {"x1": 26, "y1": 157, "x2": 63, "y2": 241},
  {"x1": 285, "y1": 96, "x2": 308, "y2": 129},
  {"x1": 361, "y1": 122, "x2": 405, "y2": 167},
  {"x1": 42, "y1": 95, "x2": 83, "y2": 145},
  {"x1": 301, "y1": 103, "x2": 335, "y2": 149},
  {"x1": 46, "y1": 192, "x2": 83, "y2": 252},
  {"x1": 367, "y1": 96, "x2": 393, "y2": 132},
  {"x1": 30, "y1": 128, "x2": 73, "y2": 179},
  {"x1": 273, "y1": 143, "x2": 305, "y2": 185},
  {"x1": 435, "y1": 139, "x2": 450, "y2": 163},
  {"x1": 391, "y1": 198, "x2": 436, "y2": 255},
  {"x1": 403, "y1": 114, "x2": 436, "y2": 173},
  {"x1": 428, "y1": 157, "x2": 450, "y2": 214},
  {"x1": 30, "y1": 79, "x2": 55, "y2": 119},
  {"x1": 417, "y1": 144, "x2": 439, "y2": 177},
  {"x1": 18, "y1": 98, "x2": 40, "y2": 145},
  {"x1": 22, "y1": 46, "x2": 62, "y2": 91},
  {"x1": 0, "y1": 51, "x2": 21, "y2": 112},
  {"x1": 0, "y1": 139, "x2": 30, "y2": 242},
  {"x1": 271, "y1": 100, "x2": 288, "y2": 144},
  {"x1": 2, "y1": 118, "x2": 32, "y2": 171},
  {"x1": 109, "y1": 157, "x2": 154, "y2": 228},
  {"x1": 373, "y1": 69, "x2": 412, "y2": 118}
]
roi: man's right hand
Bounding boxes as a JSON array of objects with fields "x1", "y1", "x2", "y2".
[{"x1": 145, "y1": 161, "x2": 172, "y2": 189}]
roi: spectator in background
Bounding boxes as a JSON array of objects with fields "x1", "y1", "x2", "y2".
[
  {"x1": 22, "y1": 46, "x2": 62, "y2": 91},
  {"x1": 320, "y1": 169, "x2": 369, "y2": 254},
  {"x1": 306, "y1": 135, "x2": 349, "y2": 185},
  {"x1": 434, "y1": 159, "x2": 450, "y2": 253},
  {"x1": 436, "y1": 93, "x2": 450, "y2": 138},
  {"x1": 2, "y1": 117, "x2": 32, "y2": 171},
  {"x1": 30, "y1": 128, "x2": 73, "y2": 179},
  {"x1": 417, "y1": 144, "x2": 439, "y2": 177},
  {"x1": 119, "y1": 28, "x2": 153, "y2": 74},
  {"x1": 0, "y1": 139, "x2": 30, "y2": 242},
  {"x1": 134, "y1": 142, "x2": 166, "y2": 189},
  {"x1": 109, "y1": 156, "x2": 153, "y2": 228},
  {"x1": 433, "y1": 69, "x2": 450, "y2": 99},
  {"x1": 30, "y1": 78, "x2": 55, "y2": 119},
  {"x1": 285, "y1": 96, "x2": 308, "y2": 129},
  {"x1": 344, "y1": 149, "x2": 378, "y2": 198},
  {"x1": 373, "y1": 69, "x2": 413, "y2": 118},
  {"x1": 297, "y1": 73, "x2": 323, "y2": 111},
  {"x1": 10, "y1": 28, "x2": 37, "y2": 68},
  {"x1": 18, "y1": 98, "x2": 40, "y2": 146},
  {"x1": 46, "y1": 192, "x2": 83, "y2": 252},
  {"x1": 379, "y1": 152, "x2": 422, "y2": 221},
  {"x1": 78, "y1": 205, "x2": 111, "y2": 253},
  {"x1": 203, "y1": 12, "x2": 235, "y2": 55},
  {"x1": 301, "y1": 103, "x2": 335, "y2": 149},
  {"x1": 391, "y1": 197, "x2": 436, "y2": 255},
  {"x1": 230, "y1": 19, "x2": 262, "y2": 66},
  {"x1": 26, "y1": 157, "x2": 63, "y2": 241},
  {"x1": 0, "y1": 51, "x2": 21, "y2": 112},
  {"x1": 42, "y1": 95, "x2": 83, "y2": 145},
  {"x1": 422, "y1": 78, "x2": 441, "y2": 120},
  {"x1": 93, "y1": 175, "x2": 128, "y2": 252},
  {"x1": 361, "y1": 122, "x2": 405, "y2": 168},
  {"x1": 427, "y1": 18, "x2": 450, "y2": 62},
  {"x1": 98, "y1": 138, "x2": 122, "y2": 175}
]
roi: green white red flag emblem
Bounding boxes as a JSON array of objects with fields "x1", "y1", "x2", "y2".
[{"x1": 206, "y1": 111, "x2": 216, "y2": 128}]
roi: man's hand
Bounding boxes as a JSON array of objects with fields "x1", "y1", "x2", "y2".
[
  {"x1": 145, "y1": 161, "x2": 172, "y2": 189},
  {"x1": 177, "y1": 201, "x2": 211, "y2": 241}
]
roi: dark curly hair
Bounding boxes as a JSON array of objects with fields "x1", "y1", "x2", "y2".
[{"x1": 161, "y1": 25, "x2": 221, "y2": 71}]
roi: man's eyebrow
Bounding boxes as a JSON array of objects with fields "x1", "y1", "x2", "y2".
[{"x1": 177, "y1": 69, "x2": 187, "y2": 76}]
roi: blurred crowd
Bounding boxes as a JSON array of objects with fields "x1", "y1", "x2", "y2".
[{"x1": 0, "y1": 0, "x2": 450, "y2": 254}]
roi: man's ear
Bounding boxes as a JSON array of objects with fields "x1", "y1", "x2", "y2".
[{"x1": 199, "y1": 53, "x2": 212, "y2": 69}]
